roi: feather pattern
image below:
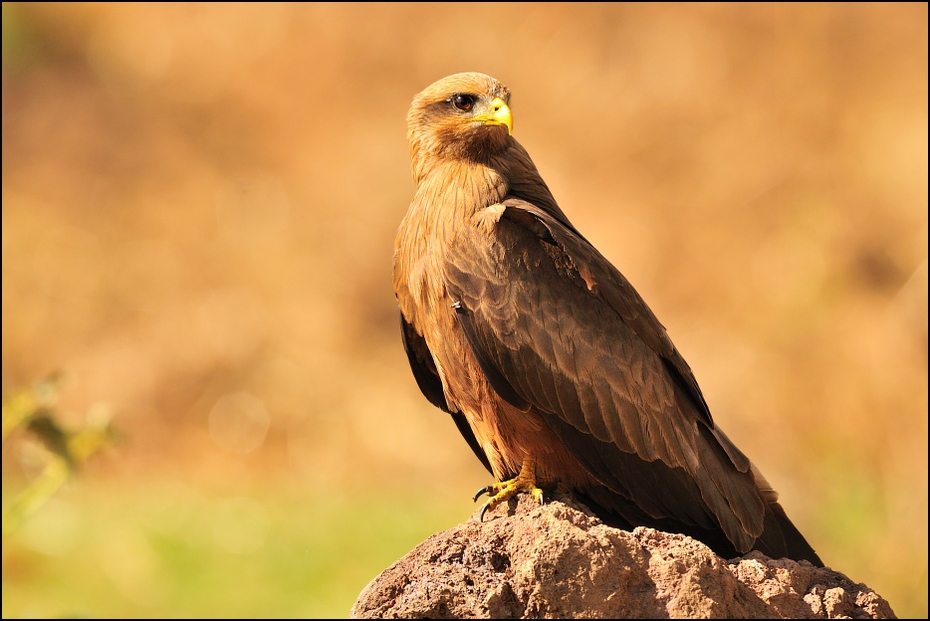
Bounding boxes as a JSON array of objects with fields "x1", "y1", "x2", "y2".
[{"x1": 393, "y1": 72, "x2": 822, "y2": 565}]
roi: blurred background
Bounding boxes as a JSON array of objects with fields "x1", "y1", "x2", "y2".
[{"x1": 2, "y1": 3, "x2": 926, "y2": 617}]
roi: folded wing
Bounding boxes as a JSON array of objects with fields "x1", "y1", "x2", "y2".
[{"x1": 443, "y1": 198, "x2": 767, "y2": 553}]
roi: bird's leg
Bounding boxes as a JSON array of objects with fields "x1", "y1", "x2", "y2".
[{"x1": 474, "y1": 454, "x2": 545, "y2": 521}]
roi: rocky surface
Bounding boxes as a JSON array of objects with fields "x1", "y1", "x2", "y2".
[{"x1": 351, "y1": 495, "x2": 895, "y2": 619}]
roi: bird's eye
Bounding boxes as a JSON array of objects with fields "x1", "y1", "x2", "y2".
[{"x1": 451, "y1": 94, "x2": 475, "y2": 112}]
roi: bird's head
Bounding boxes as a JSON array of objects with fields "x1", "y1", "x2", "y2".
[{"x1": 407, "y1": 72, "x2": 514, "y2": 182}]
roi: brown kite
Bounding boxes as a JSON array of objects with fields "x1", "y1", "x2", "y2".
[{"x1": 393, "y1": 72, "x2": 822, "y2": 565}]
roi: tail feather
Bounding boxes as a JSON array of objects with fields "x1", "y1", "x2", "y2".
[
  {"x1": 573, "y1": 488, "x2": 823, "y2": 567},
  {"x1": 754, "y1": 501, "x2": 823, "y2": 566},
  {"x1": 749, "y1": 464, "x2": 823, "y2": 566}
]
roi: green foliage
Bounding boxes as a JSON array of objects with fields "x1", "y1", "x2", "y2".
[
  {"x1": 2, "y1": 376, "x2": 116, "y2": 535},
  {"x1": 2, "y1": 482, "x2": 466, "y2": 617}
]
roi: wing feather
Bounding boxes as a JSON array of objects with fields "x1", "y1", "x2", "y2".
[
  {"x1": 444, "y1": 199, "x2": 767, "y2": 550},
  {"x1": 400, "y1": 313, "x2": 494, "y2": 475}
]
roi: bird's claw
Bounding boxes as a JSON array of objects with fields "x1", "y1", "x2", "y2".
[
  {"x1": 473, "y1": 485, "x2": 494, "y2": 503},
  {"x1": 474, "y1": 474, "x2": 545, "y2": 522},
  {"x1": 479, "y1": 501, "x2": 492, "y2": 522}
]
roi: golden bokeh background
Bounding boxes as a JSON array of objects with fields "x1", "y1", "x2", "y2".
[{"x1": 2, "y1": 3, "x2": 926, "y2": 617}]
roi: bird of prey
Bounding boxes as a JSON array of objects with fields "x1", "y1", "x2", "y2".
[{"x1": 393, "y1": 72, "x2": 822, "y2": 565}]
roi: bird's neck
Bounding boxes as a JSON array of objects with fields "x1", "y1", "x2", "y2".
[
  {"x1": 410, "y1": 159, "x2": 510, "y2": 240},
  {"x1": 392, "y1": 159, "x2": 507, "y2": 318}
]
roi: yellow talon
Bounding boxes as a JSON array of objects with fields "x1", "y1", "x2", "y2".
[{"x1": 474, "y1": 455, "x2": 544, "y2": 521}]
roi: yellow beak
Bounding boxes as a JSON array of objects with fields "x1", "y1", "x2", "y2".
[{"x1": 477, "y1": 97, "x2": 513, "y2": 135}]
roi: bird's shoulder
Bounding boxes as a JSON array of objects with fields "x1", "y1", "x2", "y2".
[{"x1": 447, "y1": 196, "x2": 716, "y2": 428}]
